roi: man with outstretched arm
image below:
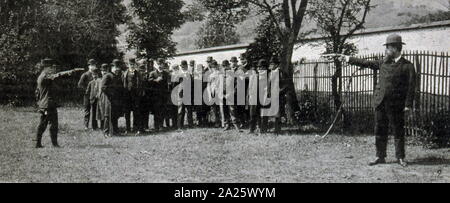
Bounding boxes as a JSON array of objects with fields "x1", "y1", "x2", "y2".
[{"x1": 334, "y1": 34, "x2": 416, "y2": 167}]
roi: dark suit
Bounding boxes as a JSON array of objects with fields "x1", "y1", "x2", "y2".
[
  {"x1": 101, "y1": 72, "x2": 124, "y2": 136},
  {"x1": 36, "y1": 70, "x2": 59, "y2": 146},
  {"x1": 348, "y1": 56, "x2": 416, "y2": 159},
  {"x1": 149, "y1": 69, "x2": 170, "y2": 130},
  {"x1": 122, "y1": 69, "x2": 144, "y2": 132}
]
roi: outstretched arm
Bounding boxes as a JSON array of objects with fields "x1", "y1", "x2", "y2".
[{"x1": 323, "y1": 54, "x2": 382, "y2": 70}]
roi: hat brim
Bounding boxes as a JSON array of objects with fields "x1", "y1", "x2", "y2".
[{"x1": 383, "y1": 42, "x2": 405, "y2": 46}]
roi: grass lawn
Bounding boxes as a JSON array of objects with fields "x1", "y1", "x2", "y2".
[{"x1": 0, "y1": 106, "x2": 449, "y2": 183}]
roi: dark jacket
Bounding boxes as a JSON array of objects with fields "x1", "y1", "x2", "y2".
[
  {"x1": 86, "y1": 78, "x2": 101, "y2": 104},
  {"x1": 78, "y1": 71, "x2": 94, "y2": 92},
  {"x1": 348, "y1": 57, "x2": 416, "y2": 109},
  {"x1": 36, "y1": 70, "x2": 57, "y2": 109},
  {"x1": 122, "y1": 69, "x2": 143, "y2": 92},
  {"x1": 101, "y1": 72, "x2": 124, "y2": 117}
]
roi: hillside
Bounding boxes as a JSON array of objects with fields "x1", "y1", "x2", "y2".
[{"x1": 118, "y1": 0, "x2": 449, "y2": 54}]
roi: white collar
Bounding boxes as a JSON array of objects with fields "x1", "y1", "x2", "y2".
[{"x1": 394, "y1": 54, "x2": 402, "y2": 63}]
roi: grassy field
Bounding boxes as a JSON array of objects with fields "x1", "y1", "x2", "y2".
[{"x1": 0, "y1": 106, "x2": 449, "y2": 183}]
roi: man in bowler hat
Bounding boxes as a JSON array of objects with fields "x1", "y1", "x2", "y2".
[
  {"x1": 336, "y1": 34, "x2": 416, "y2": 167},
  {"x1": 78, "y1": 59, "x2": 98, "y2": 130}
]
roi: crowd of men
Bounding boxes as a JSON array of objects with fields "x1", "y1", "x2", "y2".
[
  {"x1": 78, "y1": 54, "x2": 285, "y2": 137},
  {"x1": 34, "y1": 34, "x2": 416, "y2": 167}
]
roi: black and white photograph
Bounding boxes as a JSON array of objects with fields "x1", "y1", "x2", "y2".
[{"x1": 0, "y1": 0, "x2": 449, "y2": 187}]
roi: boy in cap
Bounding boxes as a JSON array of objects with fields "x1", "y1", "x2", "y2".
[
  {"x1": 78, "y1": 59, "x2": 98, "y2": 130},
  {"x1": 96, "y1": 64, "x2": 110, "y2": 131},
  {"x1": 85, "y1": 70, "x2": 102, "y2": 130}
]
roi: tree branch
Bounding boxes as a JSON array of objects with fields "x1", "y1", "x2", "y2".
[
  {"x1": 282, "y1": 0, "x2": 291, "y2": 29},
  {"x1": 341, "y1": 0, "x2": 371, "y2": 43},
  {"x1": 248, "y1": 0, "x2": 284, "y2": 37}
]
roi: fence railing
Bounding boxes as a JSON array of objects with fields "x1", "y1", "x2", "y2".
[{"x1": 293, "y1": 50, "x2": 450, "y2": 135}]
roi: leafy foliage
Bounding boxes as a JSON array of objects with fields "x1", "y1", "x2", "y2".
[
  {"x1": 0, "y1": 0, "x2": 128, "y2": 105},
  {"x1": 127, "y1": 0, "x2": 186, "y2": 60},
  {"x1": 192, "y1": 0, "x2": 251, "y2": 49},
  {"x1": 244, "y1": 16, "x2": 282, "y2": 64},
  {"x1": 195, "y1": 12, "x2": 241, "y2": 49}
]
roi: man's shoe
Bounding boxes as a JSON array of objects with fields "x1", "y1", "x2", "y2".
[
  {"x1": 36, "y1": 143, "x2": 44, "y2": 148},
  {"x1": 398, "y1": 159, "x2": 408, "y2": 167},
  {"x1": 368, "y1": 157, "x2": 386, "y2": 166},
  {"x1": 52, "y1": 144, "x2": 61, "y2": 148}
]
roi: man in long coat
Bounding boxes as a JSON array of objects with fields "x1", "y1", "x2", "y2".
[
  {"x1": 78, "y1": 59, "x2": 98, "y2": 130},
  {"x1": 101, "y1": 61, "x2": 124, "y2": 137}
]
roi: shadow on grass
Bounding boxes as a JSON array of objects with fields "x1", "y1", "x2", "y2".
[{"x1": 408, "y1": 156, "x2": 450, "y2": 166}]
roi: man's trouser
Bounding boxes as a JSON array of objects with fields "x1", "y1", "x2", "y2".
[
  {"x1": 83, "y1": 95, "x2": 91, "y2": 128},
  {"x1": 90, "y1": 101, "x2": 98, "y2": 130},
  {"x1": 124, "y1": 92, "x2": 143, "y2": 132},
  {"x1": 177, "y1": 104, "x2": 194, "y2": 129},
  {"x1": 249, "y1": 105, "x2": 268, "y2": 133},
  {"x1": 211, "y1": 104, "x2": 221, "y2": 127},
  {"x1": 104, "y1": 115, "x2": 119, "y2": 136},
  {"x1": 237, "y1": 105, "x2": 249, "y2": 127},
  {"x1": 36, "y1": 108, "x2": 58, "y2": 146},
  {"x1": 220, "y1": 103, "x2": 239, "y2": 127},
  {"x1": 374, "y1": 101, "x2": 406, "y2": 159},
  {"x1": 196, "y1": 105, "x2": 209, "y2": 127}
]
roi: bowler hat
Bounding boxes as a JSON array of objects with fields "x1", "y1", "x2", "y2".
[
  {"x1": 189, "y1": 60, "x2": 195, "y2": 66},
  {"x1": 230, "y1": 57, "x2": 238, "y2": 63},
  {"x1": 212, "y1": 60, "x2": 218, "y2": 66},
  {"x1": 88, "y1": 59, "x2": 97, "y2": 65},
  {"x1": 101, "y1": 63, "x2": 109, "y2": 71},
  {"x1": 181, "y1": 60, "x2": 188, "y2": 66},
  {"x1": 383, "y1": 34, "x2": 406, "y2": 46},
  {"x1": 112, "y1": 59, "x2": 121, "y2": 66},
  {"x1": 206, "y1": 56, "x2": 214, "y2": 63},
  {"x1": 222, "y1": 60, "x2": 230, "y2": 66}
]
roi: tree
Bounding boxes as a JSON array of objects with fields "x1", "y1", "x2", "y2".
[
  {"x1": 245, "y1": 16, "x2": 282, "y2": 65},
  {"x1": 127, "y1": 0, "x2": 186, "y2": 60},
  {"x1": 0, "y1": 0, "x2": 128, "y2": 105},
  {"x1": 195, "y1": 0, "x2": 310, "y2": 123},
  {"x1": 0, "y1": 0, "x2": 128, "y2": 70},
  {"x1": 195, "y1": 12, "x2": 241, "y2": 49},
  {"x1": 309, "y1": 0, "x2": 372, "y2": 109}
]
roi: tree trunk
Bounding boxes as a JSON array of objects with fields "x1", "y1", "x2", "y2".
[{"x1": 280, "y1": 37, "x2": 300, "y2": 125}]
